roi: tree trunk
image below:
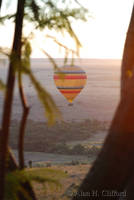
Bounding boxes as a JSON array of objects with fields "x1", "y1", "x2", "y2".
[
  {"x1": 0, "y1": 1, "x2": 37, "y2": 199},
  {"x1": 73, "y1": 79, "x2": 134, "y2": 199},
  {"x1": 0, "y1": 0, "x2": 2, "y2": 11},
  {"x1": 18, "y1": 106, "x2": 29, "y2": 169},
  {"x1": 0, "y1": 0, "x2": 25, "y2": 199},
  {"x1": 121, "y1": 5, "x2": 134, "y2": 99},
  {"x1": 18, "y1": 73, "x2": 30, "y2": 169},
  {"x1": 0, "y1": 0, "x2": 19, "y2": 176},
  {"x1": 72, "y1": 5, "x2": 134, "y2": 200}
]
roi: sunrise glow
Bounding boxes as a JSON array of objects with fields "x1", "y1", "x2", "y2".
[{"x1": 0, "y1": 0, "x2": 134, "y2": 58}]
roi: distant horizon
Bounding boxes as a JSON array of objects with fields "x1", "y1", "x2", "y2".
[
  {"x1": 30, "y1": 57, "x2": 121, "y2": 60},
  {"x1": 0, "y1": 57, "x2": 122, "y2": 62},
  {"x1": 0, "y1": 57, "x2": 122, "y2": 60}
]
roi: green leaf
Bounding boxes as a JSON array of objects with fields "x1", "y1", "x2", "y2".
[
  {"x1": 71, "y1": 52, "x2": 74, "y2": 66},
  {"x1": 64, "y1": 49, "x2": 68, "y2": 65},
  {"x1": 0, "y1": 14, "x2": 15, "y2": 24},
  {"x1": 0, "y1": 47, "x2": 10, "y2": 57},
  {"x1": 5, "y1": 171, "x2": 31, "y2": 200},
  {"x1": 5, "y1": 168, "x2": 66, "y2": 199},
  {"x1": 45, "y1": 34, "x2": 78, "y2": 61},
  {"x1": 29, "y1": 72, "x2": 61, "y2": 125},
  {"x1": 13, "y1": 38, "x2": 60, "y2": 125},
  {"x1": 41, "y1": 48, "x2": 58, "y2": 71},
  {"x1": 25, "y1": 0, "x2": 41, "y2": 21},
  {"x1": 21, "y1": 38, "x2": 32, "y2": 70},
  {"x1": 25, "y1": 168, "x2": 66, "y2": 192},
  {"x1": 41, "y1": 48, "x2": 65, "y2": 79}
]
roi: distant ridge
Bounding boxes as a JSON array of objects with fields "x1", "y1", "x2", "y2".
[
  {"x1": 0, "y1": 58, "x2": 121, "y2": 68},
  {"x1": 30, "y1": 58, "x2": 121, "y2": 62},
  {"x1": 30, "y1": 58, "x2": 121, "y2": 67}
]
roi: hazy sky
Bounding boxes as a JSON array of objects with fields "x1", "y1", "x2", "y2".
[
  {"x1": 0, "y1": 0, "x2": 134, "y2": 59},
  {"x1": 78, "y1": 0, "x2": 134, "y2": 59}
]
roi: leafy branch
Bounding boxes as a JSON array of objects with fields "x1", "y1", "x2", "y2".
[
  {"x1": 5, "y1": 168, "x2": 65, "y2": 200},
  {"x1": 46, "y1": 34, "x2": 77, "y2": 64}
]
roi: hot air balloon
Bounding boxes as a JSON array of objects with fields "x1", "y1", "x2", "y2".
[{"x1": 54, "y1": 65, "x2": 87, "y2": 105}]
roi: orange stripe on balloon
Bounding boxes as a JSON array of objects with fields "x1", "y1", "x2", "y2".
[{"x1": 54, "y1": 75, "x2": 87, "y2": 80}]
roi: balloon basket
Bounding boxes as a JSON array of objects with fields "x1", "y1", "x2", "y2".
[{"x1": 68, "y1": 103, "x2": 73, "y2": 106}]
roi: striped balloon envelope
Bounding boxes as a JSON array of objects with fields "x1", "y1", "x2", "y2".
[{"x1": 54, "y1": 65, "x2": 87, "y2": 105}]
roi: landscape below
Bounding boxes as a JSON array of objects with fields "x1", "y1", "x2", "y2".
[{"x1": 0, "y1": 58, "x2": 121, "y2": 199}]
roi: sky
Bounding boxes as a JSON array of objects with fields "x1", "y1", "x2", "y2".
[{"x1": 0, "y1": 0, "x2": 134, "y2": 59}]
